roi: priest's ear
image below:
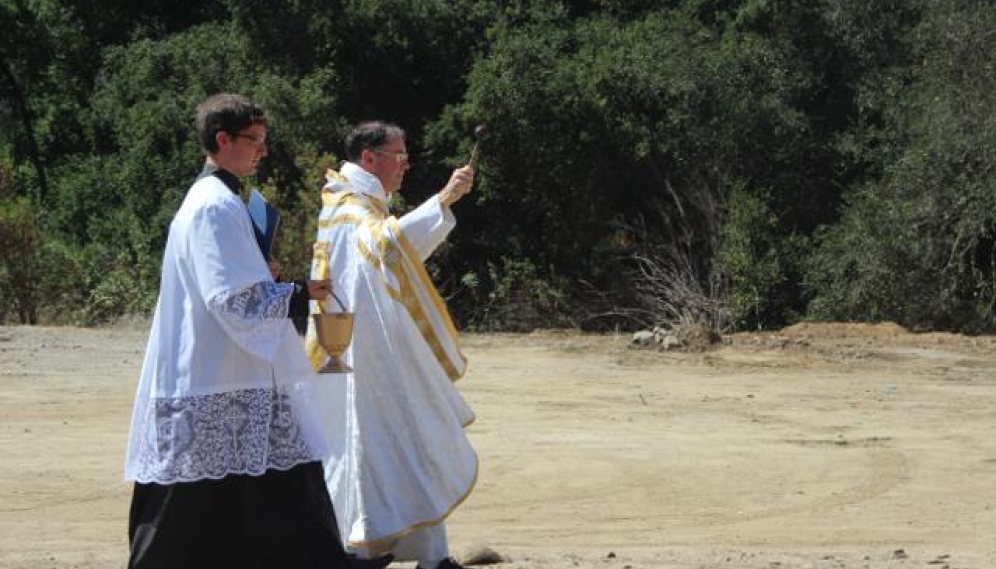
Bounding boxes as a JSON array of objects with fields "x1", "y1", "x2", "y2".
[{"x1": 359, "y1": 147, "x2": 376, "y2": 167}]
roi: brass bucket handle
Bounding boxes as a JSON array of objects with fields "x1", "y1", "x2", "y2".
[{"x1": 328, "y1": 289, "x2": 347, "y2": 313}]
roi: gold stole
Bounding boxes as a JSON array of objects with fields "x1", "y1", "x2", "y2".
[{"x1": 305, "y1": 186, "x2": 467, "y2": 380}]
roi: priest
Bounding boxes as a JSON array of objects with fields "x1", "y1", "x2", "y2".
[{"x1": 306, "y1": 121, "x2": 477, "y2": 569}]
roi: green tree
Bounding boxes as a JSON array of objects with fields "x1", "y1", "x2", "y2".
[
  {"x1": 720, "y1": 185, "x2": 785, "y2": 330},
  {"x1": 807, "y1": 0, "x2": 996, "y2": 332},
  {"x1": 428, "y1": 3, "x2": 828, "y2": 329},
  {"x1": 0, "y1": 193, "x2": 41, "y2": 323}
]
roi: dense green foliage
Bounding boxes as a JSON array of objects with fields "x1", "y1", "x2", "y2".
[
  {"x1": 2, "y1": 0, "x2": 995, "y2": 333},
  {"x1": 807, "y1": 0, "x2": 996, "y2": 332}
]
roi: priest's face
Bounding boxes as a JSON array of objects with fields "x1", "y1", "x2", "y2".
[
  {"x1": 221, "y1": 124, "x2": 268, "y2": 177},
  {"x1": 368, "y1": 136, "x2": 410, "y2": 195}
]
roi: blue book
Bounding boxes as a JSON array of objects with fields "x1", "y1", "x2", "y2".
[{"x1": 247, "y1": 188, "x2": 280, "y2": 260}]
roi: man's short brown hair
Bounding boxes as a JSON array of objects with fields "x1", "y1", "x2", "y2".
[{"x1": 195, "y1": 93, "x2": 267, "y2": 154}]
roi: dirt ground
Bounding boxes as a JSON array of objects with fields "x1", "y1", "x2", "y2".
[{"x1": 1, "y1": 322, "x2": 995, "y2": 569}]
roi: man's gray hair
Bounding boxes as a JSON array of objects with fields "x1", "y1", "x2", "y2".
[{"x1": 345, "y1": 121, "x2": 406, "y2": 162}]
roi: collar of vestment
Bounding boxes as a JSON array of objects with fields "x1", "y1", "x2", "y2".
[
  {"x1": 198, "y1": 163, "x2": 242, "y2": 195},
  {"x1": 325, "y1": 162, "x2": 389, "y2": 211}
]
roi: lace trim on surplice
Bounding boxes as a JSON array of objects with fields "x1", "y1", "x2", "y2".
[
  {"x1": 130, "y1": 387, "x2": 317, "y2": 484},
  {"x1": 207, "y1": 281, "x2": 295, "y2": 359}
]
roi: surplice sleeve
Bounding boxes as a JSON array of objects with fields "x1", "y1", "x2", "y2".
[
  {"x1": 207, "y1": 280, "x2": 296, "y2": 363},
  {"x1": 396, "y1": 194, "x2": 456, "y2": 261},
  {"x1": 188, "y1": 197, "x2": 296, "y2": 363}
]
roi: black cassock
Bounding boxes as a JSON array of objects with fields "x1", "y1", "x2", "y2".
[{"x1": 128, "y1": 461, "x2": 351, "y2": 569}]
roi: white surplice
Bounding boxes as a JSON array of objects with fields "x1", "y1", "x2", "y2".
[
  {"x1": 125, "y1": 174, "x2": 331, "y2": 484},
  {"x1": 305, "y1": 162, "x2": 477, "y2": 555}
]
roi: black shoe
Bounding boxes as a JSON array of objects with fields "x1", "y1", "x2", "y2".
[
  {"x1": 347, "y1": 553, "x2": 394, "y2": 569},
  {"x1": 416, "y1": 557, "x2": 465, "y2": 569}
]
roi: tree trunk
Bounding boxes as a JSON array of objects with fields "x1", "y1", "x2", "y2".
[{"x1": 0, "y1": 56, "x2": 49, "y2": 201}]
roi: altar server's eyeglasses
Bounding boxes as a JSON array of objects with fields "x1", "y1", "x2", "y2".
[
  {"x1": 231, "y1": 133, "x2": 267, "y2": 148},
  {"x1": 373, "y1": 149, "x2": 409, "y2": 164}
]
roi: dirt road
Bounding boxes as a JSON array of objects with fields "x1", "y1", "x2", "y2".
[{"x1": 1, "y1": 323, "x2": 995, "y2": 568}]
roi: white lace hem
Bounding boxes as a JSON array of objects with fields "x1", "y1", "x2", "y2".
[{"x1": 127, "y1": 387, "x2": 321, "y2": 484}]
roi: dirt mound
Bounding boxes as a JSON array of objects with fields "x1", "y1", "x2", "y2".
[
  {"x1": 675, "y1": 322, "x2": 722, "y2": 351},
  {"x1": 780, "y1": 321, "x2": 909, "y2": 340}
]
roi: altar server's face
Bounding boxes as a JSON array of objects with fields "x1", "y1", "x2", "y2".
[
  {"x1": 221, "y1": 124, "x2": 268, "y2": 177},
  {"x1": 367, "y1": 136, "x2": 410, "y2": 195}
]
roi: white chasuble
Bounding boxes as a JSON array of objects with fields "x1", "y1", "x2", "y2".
[
  {"x1": 305, "y1": 162, "x2": 477, "y2": 552},
  {"x1": 125, "y1": 175, "x2": 331, "y2": 484}
]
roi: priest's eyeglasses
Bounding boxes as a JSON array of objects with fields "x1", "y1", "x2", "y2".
[
  {"x1": 231, "y1": 133, "x2": 267, "y2": 148},
  {"x1": 373, "y1": 149, "x2": 409, "y2": 164}
]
